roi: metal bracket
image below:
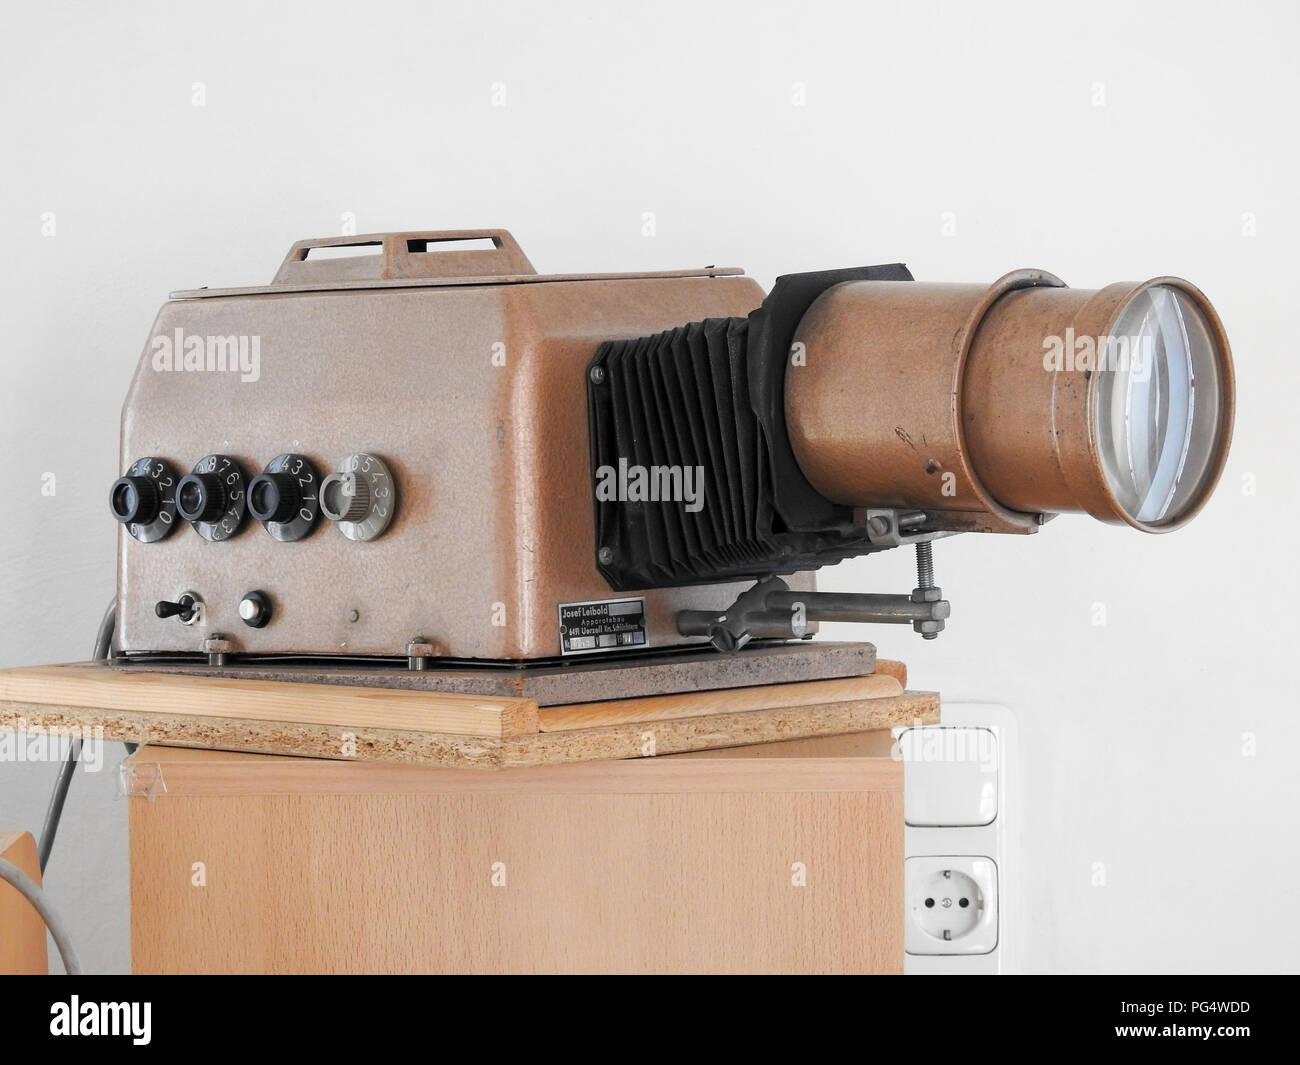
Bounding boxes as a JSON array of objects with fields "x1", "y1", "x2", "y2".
[
  {"x1": 203, "y1": 633, "x2": 233, "y2": 667},
  {"x1": 677, "y1": 566, "x2": 951, "y2": 654},
  {"x1": 861, "y1": 508, "x2": 961, "y2": 550},
  {"x1": 406, "y1": 637, "x2": 437, "y2": 671}
]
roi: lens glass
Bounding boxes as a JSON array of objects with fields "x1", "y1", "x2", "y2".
[{"x1": 1094, "y1": 285, "x2": 1225, "y2": 525}]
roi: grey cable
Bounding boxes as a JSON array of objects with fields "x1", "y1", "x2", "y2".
[
  {"x1": 90, "y1": 596, "x2": 117, "y2": 661},
  {"x1": 37, "y1": 597, "x2": 117, "y2": 872},
  {"x1": 0, "y1": 855, "x2": 83, "y2": 974},
  {"x1": 36, "y1": 740, "x2": 82, "y2": 874}
]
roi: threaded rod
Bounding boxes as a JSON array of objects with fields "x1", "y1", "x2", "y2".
[{"x1": 915, "y1": 540, "x2": 935, "y2": 589}]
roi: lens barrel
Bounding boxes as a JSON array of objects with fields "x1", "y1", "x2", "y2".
[{"x1": 785, "y1": 271, "x2": 1234, "y2": 532}]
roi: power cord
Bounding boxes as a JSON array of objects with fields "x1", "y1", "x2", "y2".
[
  {"x1": 0, "y1": 856, "x2": 83, "y2": 974},
  {"x1": 37, "y1": 597, "x2": 120, "y2": 873}
]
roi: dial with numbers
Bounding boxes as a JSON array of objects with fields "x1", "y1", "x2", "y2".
[
  {"x1": 175, "y1": 453, "x2": 249, "y2": 542},
  {"x1": 109, "y1": 457, "x2": 180, "y2": 542},
  {"x1": 247, "y1": 452, "x2": 322, "y2": 541},
  {"x1": 319, "y1": 452, "x2": 397, "y2": 541}
]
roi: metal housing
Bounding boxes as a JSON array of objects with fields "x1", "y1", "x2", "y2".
[{"x1": 116, "y1": 230, "x2": 815, "y2": 660}]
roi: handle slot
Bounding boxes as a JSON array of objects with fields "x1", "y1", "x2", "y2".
[{"x1": 273, "y1": 229, "x2": 535, "y2": 284}]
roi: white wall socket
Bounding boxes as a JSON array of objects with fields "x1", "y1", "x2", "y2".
[
  {"x1": 900, "y1": 703, "x2": 1019, "y2": 974},
  {"x1": 905, "y1": 856, "x2": 999, "y2": 955}
]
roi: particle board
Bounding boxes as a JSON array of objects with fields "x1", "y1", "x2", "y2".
[
  {"x1": 536, "y1": 672, "x2": 902, "y2": 731},
  {"x1": 0, "y1": 663, "x2": 534, "y2": 738},
  {"x1": 0, "y1": 658, "x2": 937, "y2": 769},
  {"x1": 110, "y1": 640, "x2": 883, "y2": 704}
]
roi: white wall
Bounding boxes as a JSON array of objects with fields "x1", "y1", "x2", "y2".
[{"x1": 2, "y1": 0, "x2": 1295, "y2": 973}]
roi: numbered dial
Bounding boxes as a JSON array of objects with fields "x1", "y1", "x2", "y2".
[
  {"x1": 109, "y1": 457, "x2": 180, "y2": 542},
  {"x1": 175, "y1": 454, "x2": 248, "y2": 542},
  {"x1": 247, "y1": 453, "x2": 321, "y2": 541},
  {"x1": 319, "y1": 453, "x2": 397, "y2": 541}
]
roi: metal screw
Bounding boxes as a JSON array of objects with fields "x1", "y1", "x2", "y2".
[
  {"x1": 915, "y1": 540, "x2": 935, "y2": 590},
  {"x1": 866, "y1": 515, "x2": 891, "y2": 540},
  {"x1": 204, "y1": 633, "x2": 233, "y2": 666},
  {"x1": 589, "y1": 365, "x2": 606, "y2": 385},
  {"x1": 406, "y1": 636, "x2": 435, "y2": 672},
  {"x1": 597, "y1": 546, "x2": 614, "y2": 566},
  {"x1": 915, "y1": 541, "x2": 939, "y2": 640},
  {"x1": 347, "y1": 609, "x2": 360, "y2": 623}
]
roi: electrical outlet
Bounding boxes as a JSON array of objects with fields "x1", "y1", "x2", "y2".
[
  {"x1": 905, "y1": 856, "x2": 998, "y2": 955},
  {"x1": 901, "y1": 704, "x2": 1019, "y2": 973}
]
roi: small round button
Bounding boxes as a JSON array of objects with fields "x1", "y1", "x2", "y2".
[{"x1": 238, "y1": 590, "x2": 272, "y2": 628}]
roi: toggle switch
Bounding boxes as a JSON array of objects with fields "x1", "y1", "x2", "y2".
[{"x1": 155, "y1": 592, "x2": 202, "y2": 625}]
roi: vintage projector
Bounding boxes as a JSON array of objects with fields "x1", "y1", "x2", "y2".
[{"x1": 108, "y1": 230, "x2": 1234, "y2": 675}]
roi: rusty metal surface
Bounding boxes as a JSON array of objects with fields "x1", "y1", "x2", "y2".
[
  {"x1": 963, "y1": 277, "x2": 1235, "y2": 530},
  {"x1": 786, "y1": 271, "x2": 1060, "y2": 534},
  {"x1": 173, "y1": 267, "x2": 746, "y2": 301},
  {"x1": 119, "y1": 230, "x2": 815, "y2": 660},
  {"x1": 107, "y1": 641, "x2": 876, "y2": 706},
  {"x1": 784, "y1": 269, "x2": 1234, "y2": 535}
]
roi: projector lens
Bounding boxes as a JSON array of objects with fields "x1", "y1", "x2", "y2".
[
  {"x1": 1094, "y1": 284, "x2": 1227, "y2": 527},
  {"x1": 784, "y1": 271, "x2": 1234, "y2": 534}
]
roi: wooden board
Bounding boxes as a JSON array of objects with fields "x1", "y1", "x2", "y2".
[
  {"x1": 128, "y1": 740, "x2": 903, "y2": 974},
  {"x1": 112, "y1": 641, "x2": 884, "y2": 705},
  {"x1": 0, "y1": 659, "x2": 937, "y2": 770},
  {"x1": 538, "y1": 673, "x2": 902, "y2": 731},
  {"x1": 0, "y1": 664, "x2": 536, "y2": 738},
  {"x1": 120, "y1": 741, "x2": 904, "y2": 796},
  {"x1": 0, "y1": 831, "x2": 48, "y2": 975},
  {"x1": 874, "y1": 659, "x2": 907, "y2": 688},
  {"x1": 505, "y1": 690, "x2": 932, "y2": 769}
]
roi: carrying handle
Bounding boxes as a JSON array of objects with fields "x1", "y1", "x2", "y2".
[{"x1": 272, "y1": 229, "x2": 536, "y2": 285}]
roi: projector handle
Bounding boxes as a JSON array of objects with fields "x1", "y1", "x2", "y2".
[{"x1": 273, "y1": 229, "x2": 536, "y2": 284}]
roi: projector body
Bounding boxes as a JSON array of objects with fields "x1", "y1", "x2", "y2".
[
  {"x1": 113, "y1": 229, "x2": 1232, "y2": 667},
  {"x1": 115, "y1": 230, "x2": 816, "y2": 661}
]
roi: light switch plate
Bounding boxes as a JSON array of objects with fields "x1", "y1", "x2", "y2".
[
  {"x1": 901, "y1": 725, "x2": 998, "y2": 827},
  {"x1": 901, "y1": 703, "x2": 1020, "y2": 974}
]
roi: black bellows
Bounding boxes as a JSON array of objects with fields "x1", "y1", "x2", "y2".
[
  {"x1": 587, "y1": 265, "x2": 914, "y2": 591},
  {"x1": 588, "y1": 317, "x2": 781, "y2": 589}
]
